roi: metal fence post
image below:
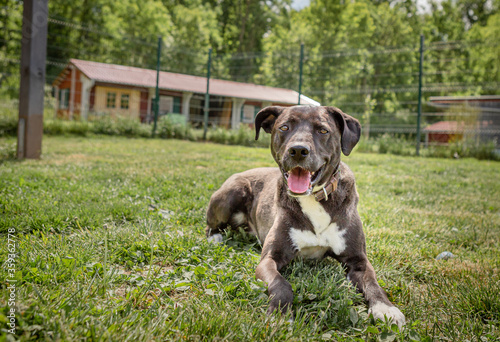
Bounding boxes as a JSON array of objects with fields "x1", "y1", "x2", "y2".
[
  {"x1": 152, "y1": 36, "x2": 162, "y2": 137},
  {"x1": 416, "y1": 34, "x2": 424, "y2": 156},
  {"x1": 203, "y1": 47, "x2": 212, "y2": 140},
  {"x1": 298, "y1": 43, "x2": 304, "y2": 105}
]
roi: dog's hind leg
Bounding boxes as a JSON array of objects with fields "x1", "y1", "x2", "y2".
[
  {"x1": 205, "y1": 179, "x2": 251, "y2": 243},
  {"x1": 205, "y1": 195, "x2": 230, "y2": 243}
]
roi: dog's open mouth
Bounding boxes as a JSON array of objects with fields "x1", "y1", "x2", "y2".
[{"x1": 282, "y1": 164, "x2": 325, "y2": 195}]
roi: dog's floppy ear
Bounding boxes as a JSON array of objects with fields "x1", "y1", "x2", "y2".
[
  {"x1": 326, "y1": 106, "x2": 361, "y2": 156},
  {"x1": 255, "y1": 106, "x2": 285, "y2": 140}
]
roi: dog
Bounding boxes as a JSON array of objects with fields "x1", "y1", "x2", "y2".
[{"x1": 206, "y1": 105, "x2": 405, "y2": 328}]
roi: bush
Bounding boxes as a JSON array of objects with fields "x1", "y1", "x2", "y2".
[
  {"x1": 355, "y1": 134, "x2": 499, "y2": 161},
  {"x1": 114, "y1": 117, "x2": 151, "y2": 137},
  {"x1": 207, "y1": 127, "x2": 231, "y2": 145},
  {"x1": 44, "y1": 120, "x2": 90, "y2": 136},
  {"x1": 2, "y1": 108, "x2": 498, "y2": 161},
  {"x1": 157, "y1": 114, "x2": 194, "y2": 140},
  {"x1": 0, "y1": 108, "x2": 18, "y2": 137},
  {"x1": 425, "y1": 138, "x2": 499, "y2": 161},
  {"x1": 377, "y1": 134, "x2": 415, "y2": 156},
  {"x1": 92, "y1": 116, "x2": 118, "y2": 135},
  {"x1": 356, "y1": 134, "x2": 415, "y2": 156},
  {"x1": 207, "y1": 124, "x2": 270, "y2": 148},
  {"x1": 0, "y1": 141, "x2": 16, "y2": 162}
]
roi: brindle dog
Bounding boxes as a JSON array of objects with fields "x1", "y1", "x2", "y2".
[{"x1": 206, "y1": 105, "x2": 405, "y2": 328}]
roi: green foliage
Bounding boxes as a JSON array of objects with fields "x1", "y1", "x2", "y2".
[
  {"x1": 0, "y1": 108, "x2": 17, "y2": 137},
  {"x1": 91, "y1": 115, "x2": 120, "y2": 135},
  {"x1": 376, "y1": 134, "x2": 416, "y2": 156},
  {"x1": 44, "y1": 119, "x2": 91, "y2": 136},
  {"x1": 88, "y1": 114, "x2": 151, "y2": 137},
  {"x1": 113, "y1": 117, "x2": 151, "y2": 138},
  {"x1": 356, "y1": 133, "x2": 416, "y2": 156},
  {"x1": 1, "y1": 111, "x2": 498, "y2": 160},
  {"x1": 2, "y1": 0, "x2": 499, "y2": 154},
  {"x1": 426, "y1": 138, "x2": 500, "y2": 161},
  {"x1": 157, "y1": 114, "x2": 195, "y2": 141},
  {"x1": 355, "y1": 134, "x2": 499, "y2": 160},
  {"x1": 208, "y1": 124, "x2": 270, "y2": 148},
  {"x1": 0, "y1": 140, "x2": 15, "y2": 162}
]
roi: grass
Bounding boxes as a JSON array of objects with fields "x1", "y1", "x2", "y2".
[{"x1": 0, "y1": 136, "x2": 499, "y2": 341}]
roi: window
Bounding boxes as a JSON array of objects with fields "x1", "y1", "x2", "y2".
[
  {"x1": 106, "y1": 92, "x2": 116, "y2": 108},
  {"x1": 254, "y1": 106, "x2": 261, "y2": 117},
  {"x1": 59, "y1": 89, "x2": 69, "y2": 109},
  {"x1": 173, "y1": 96, "x2": 181, "y2": 113},
  {"x1": 241, "y1": 105, "x2": 256, "y2": 123},
  {"x1": 159, "y1": 95, "x2": 174, "y2": 114},
  {"x1": 120, "y1": 94, "x2": 130, "y2": 109}
]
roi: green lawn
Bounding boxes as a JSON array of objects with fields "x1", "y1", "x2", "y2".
[{"x1": 1, "y1": 136, "x2": 499, "y2": 341}]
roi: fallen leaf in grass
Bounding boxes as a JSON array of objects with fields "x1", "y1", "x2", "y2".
[
  {"x1": 380, "y1": 331, "x2": 396, "y2": 342},
  {"x1": 159, "y1": 209, "x2": 172, "y2": 219},
  {"x1": 148, "y1": 204, "x2": 173, "y2": 219},
  {"x1": 436, "y1": 251, "x2": 455, "y2": 260},
  {"x1": 349, "y1": 307, "x2": 359, "y2": 325},
  {"x1": 409, "y1": 330, "x2": 421, "y2": 341}
]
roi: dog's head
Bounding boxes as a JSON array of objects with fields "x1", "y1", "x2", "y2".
[{"x1": 255, "y1": 105, "x2": 361, "y2": 196}]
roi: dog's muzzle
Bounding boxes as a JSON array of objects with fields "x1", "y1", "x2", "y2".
[{"x1": 281, "y1": 163, "x2": 326, "y2": 196}]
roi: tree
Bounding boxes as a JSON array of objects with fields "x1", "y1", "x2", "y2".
[{"x1": 0, "y1": 0, "x2": 23, "y2": 99}]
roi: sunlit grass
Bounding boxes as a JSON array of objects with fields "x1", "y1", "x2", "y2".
[{"x1": 0, "y1": 136, "x2": 498, "y2": 341}]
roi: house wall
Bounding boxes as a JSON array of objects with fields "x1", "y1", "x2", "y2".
[
  {"x1": 94, "y1": 86, "x2": 141, "y2": 119},
  {"x1": 140, "y1": 91, "x2": 149, "y2": 122},
  {"x1": 53, "y1": 63, "x2": 298, "y2": 124},
  {"x1": 56, "y1": 68, "x2": 83, "y2": 119},
  {"x1": 428, "y1": 133, "x2": 463, "y2": 144},
  {"x1": 90, "y1": 86, "x2": 96, "y2": 109}
]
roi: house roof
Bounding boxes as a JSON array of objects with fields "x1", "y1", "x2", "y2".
[
  {"x1": 424, "y1": 121, "x2": 466, "y2": 133},
  {"x1": 53, "y1": 59, "x2": 320, "y2": 106},
  {"x1": 429, "y1": 95, "x2": 500, "y2": 103}
]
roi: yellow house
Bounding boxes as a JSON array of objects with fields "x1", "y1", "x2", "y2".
[{"x1": 52, "y1": 59, "x2": 319, "y2": 127}]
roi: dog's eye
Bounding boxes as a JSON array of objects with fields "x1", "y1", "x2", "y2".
[
  {"x1": 319, "y1": 128, "x2": 328, "y2": 134},
  {"x1": 279, "y1": 125, "x2": 289, "y2": 132}
]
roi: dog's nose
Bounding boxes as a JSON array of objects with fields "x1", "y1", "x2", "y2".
[{"x1": 288, "y1": 145, "x2": 310, "y2": 161}]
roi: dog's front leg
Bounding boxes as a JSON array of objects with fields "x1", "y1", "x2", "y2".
[
  {"x1": 255, "y1": 223, "x2": 296, "y2": 316},
  {"x1": 342, "y1": 254, "x2": 406, "y2": 328},
  {"x1": 256, "y1": 257, "x2": 293, "y2": 315}
]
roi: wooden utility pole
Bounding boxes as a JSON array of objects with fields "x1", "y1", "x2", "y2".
[{"x1": 17, "y1": 0, "x2": 49, "y2": 159}]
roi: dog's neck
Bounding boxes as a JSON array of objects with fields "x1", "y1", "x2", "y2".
[{"x1": 312, "y1": 165, "x2": 341, "y2": 202}]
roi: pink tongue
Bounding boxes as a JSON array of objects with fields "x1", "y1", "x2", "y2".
[{"x1": 288, "y1": 168, "x2": 311, "y2": 193}]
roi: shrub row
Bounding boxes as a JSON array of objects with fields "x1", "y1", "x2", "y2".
[
  {"x1": 0, "y1": 111, "x2": 269, "y2": 148},
  {"x1": 356, "y1": 133, "x2": 499, "y2": 161},
  {"x1": 0, "y1": 109, "x2": 497, "y2": 160}
]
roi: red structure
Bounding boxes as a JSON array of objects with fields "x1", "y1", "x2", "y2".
[{"x1": 424, "y1": 121, "x2": 465, "y2": 144}]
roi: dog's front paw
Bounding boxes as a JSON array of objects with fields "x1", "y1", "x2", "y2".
[
  {"x1": 207, "y1": 233, "x2": 223, "y2": 243},
  {"x1": 369, "y1": 302, "x2": 405, "y2": 329}
]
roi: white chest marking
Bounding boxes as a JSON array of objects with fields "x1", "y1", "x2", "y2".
[{"x1": 289, "y1": 196, "x2": 347, "y2": 258}]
